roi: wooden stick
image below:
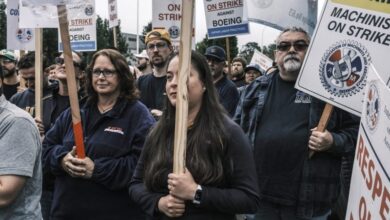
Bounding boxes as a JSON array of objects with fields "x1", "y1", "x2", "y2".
[
  {"x1": 226, "y1": 37, "x2": 231, "y2": 76},
  {"x1": 309, "y1": 103, "x2": 334, "y2": 158},
  {"x1": 173, "y1": 0, "x2": 194, "y2": 174},
  {"x1": 34, "y1": 28, "x2": 43, "y2": 120},
  {"x1": 57, "y1": 5, "x2": 86, "y2": 158},
  {"x1": 113, "y1": 26, "x2": 118, "y2": 48},
  {"x1": 19, "y1": 51, "x2": 26, "y2": 89}
]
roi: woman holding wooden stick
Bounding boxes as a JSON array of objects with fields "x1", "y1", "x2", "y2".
[
  {"x1": 42, "y1": 49, "x2": 155, "y2": 219},
  {"x1": 129, "y1": 51, "x2": 260, "y2": 219}
]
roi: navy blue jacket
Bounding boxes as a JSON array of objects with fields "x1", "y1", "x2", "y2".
[
  {"x1": 215, "y1": 75, "x2": 239, "y2": 117},
  {"x1": 234, "y1": 71, "x2": 359, "y2": 218},
  {"x1": 42, "y1": 98, "x2": 155, "y2": 220}
]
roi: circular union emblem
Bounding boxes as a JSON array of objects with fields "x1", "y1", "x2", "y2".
[
  {"x1": 85, "y1": 5, "x2": 94, "y2": 16},
  {"x1": 319, "y1": 40, "x2": 370, "y2": 98},
  {"x1": 16, "y1": 28, "x2": 33, "y2": 43},
  {"x1": 365, "y1": 82, "x2": 380, "y2": 132},
  {"x1": 252, "y1": 0, "x2": 273, "y2": 8},
  {"x1": 169, "y1": 26, "x2": 180, "y2": 39}
]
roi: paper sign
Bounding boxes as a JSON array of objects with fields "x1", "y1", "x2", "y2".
[{"x1": 7, "y1": 0, "x2": 35, "y2": 50}]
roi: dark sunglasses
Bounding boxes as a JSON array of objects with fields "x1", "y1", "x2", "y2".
[
  {"x1": 276, "y1": 41, "x2": 308, "y2": 52},
  {"x1": 55, "y1": 57, "x2": 81, "y2": 68}
]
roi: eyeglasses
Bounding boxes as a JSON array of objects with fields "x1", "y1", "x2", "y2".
[
  {"x1": 55, "y1": 57, "x2": 81, "y2": 68},
  {"x1": 92, "y1": 69, "x2": 116, "y2": 78},
  {"x1": 276, "y1": 41, "x2": 308, "y2": 52},
  {"x1": 147, "y1": 42, "x2": 168, "y2": 51}
]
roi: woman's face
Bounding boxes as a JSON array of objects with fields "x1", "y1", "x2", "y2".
[
  {"x1": 166, "y1": 56, "x2": 205, "y2": 111},
  {"x1": 91, "y1": 55, "x2": 120, "y2": 97}
]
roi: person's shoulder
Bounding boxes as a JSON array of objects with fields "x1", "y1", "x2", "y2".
[{"x1": 1, "y1": 100, "x2": 36, "y2": 127}]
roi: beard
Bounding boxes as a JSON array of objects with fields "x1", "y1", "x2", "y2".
[
  {"x1": 2, "y1": 67, "x2": 15, "y2": 77},
  {"x1": 283, "y1": 54, "x2": 302, "y2": 72},
  {"x1": 137, "y1": 62, "x2": 147, "y2": 71}
]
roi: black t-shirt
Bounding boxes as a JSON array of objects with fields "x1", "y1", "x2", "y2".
[
  {"x1": 52, "y1": 95, "x2": 70, "y2": 123},
  {"x1": 254, "y1": 74, "x2": 310, "y2": 205},
  {"x1": 3, "y1": 82, "x2": 19, "y2": 100},
  {"x1": 137, "y1": 74, "x2": 166, "y2": 110}
]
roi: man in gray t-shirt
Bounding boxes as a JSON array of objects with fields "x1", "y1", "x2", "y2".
[{"x1": 0, "y1": 68, "x2": 42, "y2": 219}]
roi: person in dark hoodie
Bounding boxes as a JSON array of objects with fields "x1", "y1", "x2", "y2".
[
  {"x1": 42, "y1": 49, "x2": 155, "y2": 220},
  {"x1": 129, "y1": 51, "x2": 259, "y2": 220}
]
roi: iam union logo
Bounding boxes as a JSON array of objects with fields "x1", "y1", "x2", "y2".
[
  {"x1": 319, "y1": 40, "x2": 370, "y2": 98},
  {"x1": 16, "y1": 28, "x2": 33, "y2": 43},
  {"x1": 365, "y1": 82, "x2": 380, "y2": 132}
]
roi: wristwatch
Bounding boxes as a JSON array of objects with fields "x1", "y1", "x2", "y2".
[{"x1": 192, "y1": 184, "x2": 202, "y2": 205}]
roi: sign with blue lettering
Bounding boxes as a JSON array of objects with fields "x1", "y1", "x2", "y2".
[{"x1": 203, "y1": 0, "x2": 249, "y2": 39}]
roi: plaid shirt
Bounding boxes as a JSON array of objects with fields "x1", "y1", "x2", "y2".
[{"x1": 234, "y1": 70, "x2": 359, "y2": 218}]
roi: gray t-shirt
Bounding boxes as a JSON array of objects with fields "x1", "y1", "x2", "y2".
[{"x1": 0, "y1": 95, "x2": 42, "y2": 220}]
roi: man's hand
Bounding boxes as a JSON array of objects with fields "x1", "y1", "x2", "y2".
[
  {"x1": 308, "y1": 127, "x2": 334, "y2": 152},
  {"x1": 34, "y1": 117, "x2": 45, "y2": 137}
]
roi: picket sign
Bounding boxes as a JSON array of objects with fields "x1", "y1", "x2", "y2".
[{"x1": 34, "y1": 28, "x2": 43, "y2": 120}]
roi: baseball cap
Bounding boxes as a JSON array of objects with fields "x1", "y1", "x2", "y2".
[
  {"x1": 135, "y1": 50, "x2": 149, "y2": 59},
  {"x1": 145, "y1": 29, "x2": 172, "y2": 45},
  {"x1": 0, "y1": 49, "x2": 16, "y2": 61},
  {"x1": 245, "y1": 63, "x2": 261, "y2": 73},
  {"x1": 204, "y1": 46, "x2": 226, "y2": 62}
]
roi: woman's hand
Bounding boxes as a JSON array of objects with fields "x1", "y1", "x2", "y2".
[
  {"x1": 61, "y1": 146, "x2": 95, "y2": 179},
  {"x1": 168, "y1": 168, "x2": 198, "y2": 201},
  {"x1": 158, "y1": 194, "x2": 185, "y2": 218}
]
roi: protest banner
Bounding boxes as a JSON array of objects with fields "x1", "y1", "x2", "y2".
[
  {"x1": 19, "y1": 0, "x2": 59, "y2": 28},
  {"x1": 58, "y1": 0, "x2": 97, "y2": 52},
  {"x1": 152, "y1": 0, "x2": 195, "y2": 51},
  {"x1": 296, "y1": 0, "x2": 390, "y2": 116},
  {"x1": 7, "y1": 1, "x2": 34, "y2": 50},
  {"x1": 246, "y1": 0, "x2": 317, "y2": 35},
  {"x1": 203, "y1": 0, "x2": 249, "y2": 39},
  {"x1": 108, "y1": 0, "x2": 118, "y2": 28},
  {"x1": 346, "y1": 65, "x2": 390, "y2": 220},
  {"x1": 250, "y1": 49, "x2": 273, "y2": 73}
]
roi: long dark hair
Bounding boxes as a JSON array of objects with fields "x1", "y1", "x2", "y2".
[
  {"x1": 85, "y1": 49, "x2": 139, "y2": 105},
  {"x1": 143, "y1": 51, "x2": 229, "y2": 192}
]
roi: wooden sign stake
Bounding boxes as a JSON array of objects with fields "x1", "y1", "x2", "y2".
[
  {"x1": 34, "y1": 28, "x2": 43, "y2": 120},
  {"x1": 309, "y1": 103, "x2": 334, "y2": 158},
  {"x1": 173, "y1": 0, "x2": 195, "y2": 174},
  {"x1": 57, "y1": 5, "x2": 86, "y2": 158}
]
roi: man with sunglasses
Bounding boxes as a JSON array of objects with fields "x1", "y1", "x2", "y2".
[
  {"x1": 234, "y1": 27, "x2": 359, "y2": 220},
  {"x1": 137, "y1": 29, "x2": 173, "y2": 119},
  {"x1": 0, "y1": 49, "x2": 20, "y2": 100}
]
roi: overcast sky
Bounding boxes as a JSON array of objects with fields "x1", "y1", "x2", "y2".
[{"x1": 95, "y1": 0, "x2": 326, "y2": 49}]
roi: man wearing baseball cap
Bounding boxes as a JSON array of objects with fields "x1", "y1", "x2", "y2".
[
  {"x1": 137, "y1": 29, "x2": 173, "y2": 119},
  {"x1": 0, "y1": 49, "x2": 20, "y2": 99},
  {"x1": 135, "y1": 49, "x2": 152, "y2": 75},
  {"x1": 244, "y1": 63, "x2": 262, "y2": 85},
  {"x1": 204, "y1": 45, "x2": 239, "y2": 117}
]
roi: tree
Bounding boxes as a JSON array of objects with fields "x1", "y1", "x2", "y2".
[
  {"x1": 262, "y1": 43, "x2": 276, "y2": 61},
  {"x1": 141, "y1": 22, "x2": 152, "y2": 46},
  {"x1": 195, "y1": 34, "x2": 238, "y2": 61},
  {"x1": 0, "y1": 2, "x2": 6, "y2": 49},
  {"x1": 238, "y1": 42, "x2": 261, "y2": 63}
]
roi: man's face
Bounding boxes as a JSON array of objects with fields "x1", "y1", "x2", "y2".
[
  {"x1": 56, "y1": 52, "x2": 82, "y2": 82},
  {"x1": 274, "y1": 31, "x2": 309, "y2": 81},
  {"x1": 206, "y1": 57, "x2": 225, "y2": 81},
  {"x1": 232, "y1": 61, "x2": 244, "y2": 77},
  {"x1": 19, "y1": 67, "x2": 35, "y2": 88},
  {"x1": 0, "y1": 58, "x2": 16, "y2": 77},
  {"x1": 146, "y1": 39, "x2": 172, "y2": 68},
  {"x1": 136, "y1": 57, "x2": 148, "y2": 70}
]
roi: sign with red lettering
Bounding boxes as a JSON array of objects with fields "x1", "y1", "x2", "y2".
[
  {"x1": 346, "y1": 65, "x2": 390, "y2": 220},
  {"x1": 296, "y1": 0, "x2": 390, "y2": 116},
  {"x1": 58, "y1": 0, "x2": 97, "y2": 51},
  {"x1": 250, "y1": 49, "x2": 273, "y2": 73},
  {"x1": 203, "y1": 0, "x2": 249, "y2": 39},
  {"x1": 152, "y1": 0, "x2": 195, "y2": 51}
]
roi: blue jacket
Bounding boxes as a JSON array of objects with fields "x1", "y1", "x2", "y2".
[
  {"x1": 42, "y1": 98, "x2": 155, "y2": 220},
  {"x1": 234, "y1": 71, "x2": 359, "y2": 218}
]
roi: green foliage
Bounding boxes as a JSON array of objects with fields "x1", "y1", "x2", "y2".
[
  {"x1": 238, "y1": 42, "x2": 261, "y2": 63},
  {"x1": 195, "y1": 34, "x2": 238, "y2": 61},
  {"x1": 141, "y1": 22, "x2": 152, "y2": 45}
]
